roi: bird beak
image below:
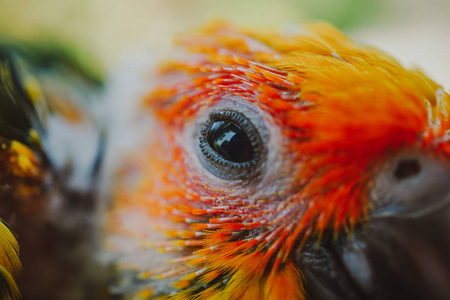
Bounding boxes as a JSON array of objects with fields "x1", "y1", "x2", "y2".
[
  {"x1": 297, "y1": 154, "x2": 450, "y2": 300},
  {"x1": 335, "y1": 199, "x2": 450, "y2": 300}
]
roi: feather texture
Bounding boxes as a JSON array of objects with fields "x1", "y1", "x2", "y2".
[
  {"x1": 106, "y1": 22, "x2": 450, "y2": 299},
  {"x1": 0, "y1": 220, "x2": 21, "y2": 300}
]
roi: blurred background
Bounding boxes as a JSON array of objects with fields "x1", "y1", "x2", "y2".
[{"x1": 0, "y1": 0, "x2": 449, "y2": 85}]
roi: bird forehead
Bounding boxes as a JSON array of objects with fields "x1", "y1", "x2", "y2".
[{"x1": 145, "y1": 22, "x2": 445, "y2": 136}]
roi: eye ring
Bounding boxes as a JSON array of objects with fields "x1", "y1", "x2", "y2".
[{"x1": 198, "y1": 110, "x2": 266, "y2": 180}]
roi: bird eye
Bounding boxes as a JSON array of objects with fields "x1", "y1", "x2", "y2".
[
  {"x1": 198, "y1": 110, "x2": 265, "y2": 180},
  {"x1": 206, "y1": 119, "x2": 254, "y2": 163}
]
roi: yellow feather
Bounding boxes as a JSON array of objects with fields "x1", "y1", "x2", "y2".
[{"x1": 0, "y1": 220, "x2": 21, "y2": 300}]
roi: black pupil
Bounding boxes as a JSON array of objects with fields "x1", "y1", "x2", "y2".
[{"x1": 206, "y1": 120, "x2": 254, "y2": 162}]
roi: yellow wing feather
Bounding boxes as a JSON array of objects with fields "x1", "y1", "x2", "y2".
[{"x1": 0, "y1": 220, "x2": 21, "y2": 300}]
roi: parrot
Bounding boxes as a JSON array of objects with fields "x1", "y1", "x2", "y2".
[
  {"x1": 0, "y1": 40, "x2": 109, "y2": 299},
  {"x1": 1, "y1": 21, "x2": 450, "y2": 300},
  {"x1": 104, "y1": 22, "x2": 450, "y2": 300}
]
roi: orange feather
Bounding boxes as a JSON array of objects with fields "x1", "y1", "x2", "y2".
[{"x1": 106, "y1": 22, "x2": 450, "y2": 299}]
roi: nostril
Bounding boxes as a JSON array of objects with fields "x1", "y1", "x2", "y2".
[{"x1": 393, "y1": 159, "x2": 421, "y2": 180}]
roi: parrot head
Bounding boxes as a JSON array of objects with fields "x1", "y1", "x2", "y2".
[{"x1": 104, "y1": 22, "x2": 450, "y2": 300}]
